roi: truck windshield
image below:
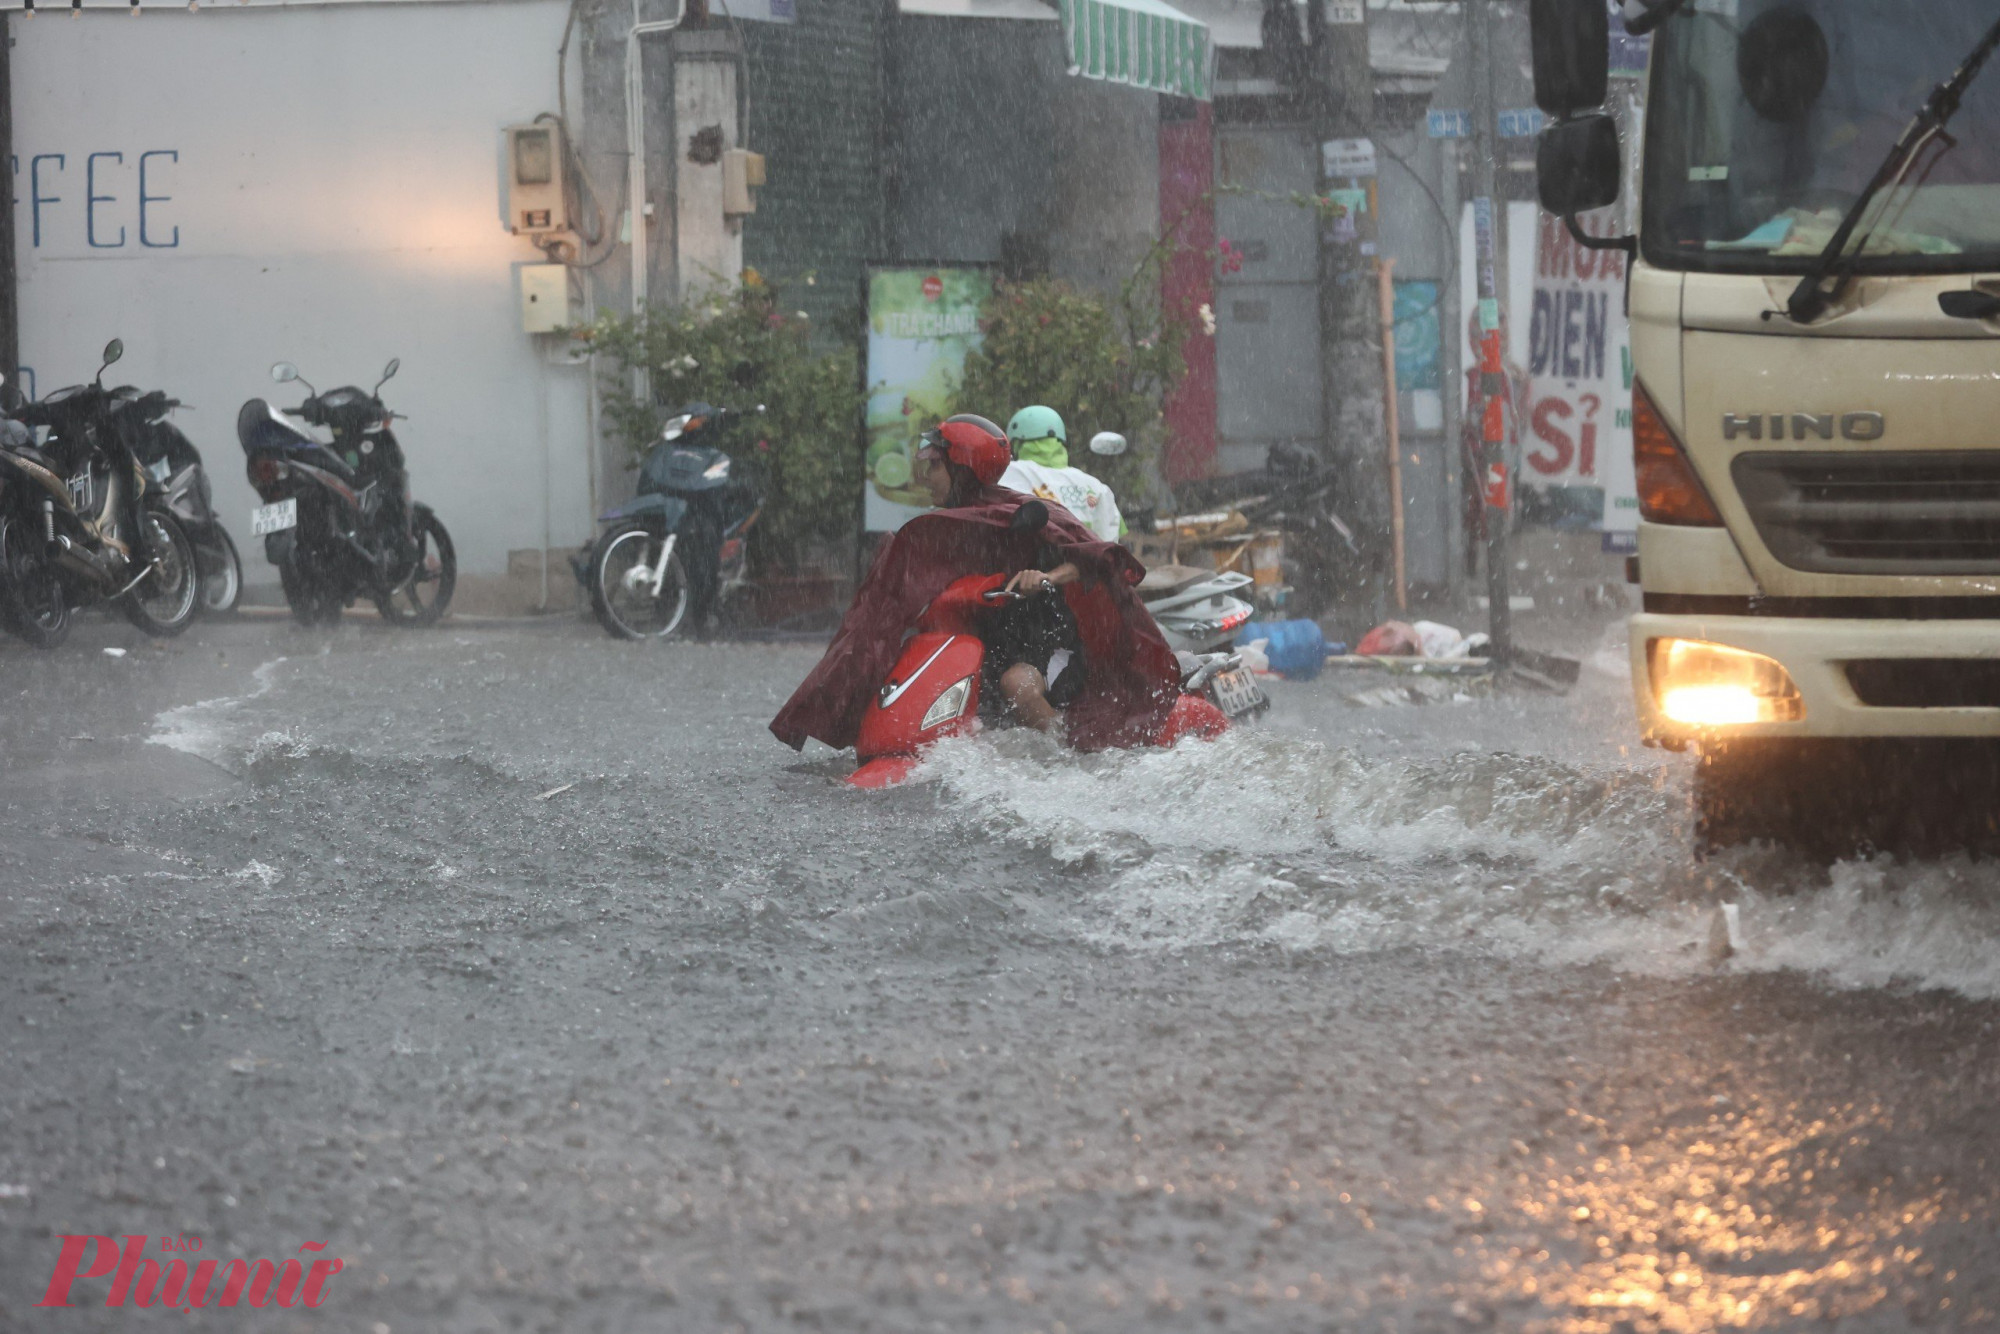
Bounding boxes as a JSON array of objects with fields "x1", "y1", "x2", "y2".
[{"x1": 1642, "y1": 0, "x2": 2000, "y2": 274}]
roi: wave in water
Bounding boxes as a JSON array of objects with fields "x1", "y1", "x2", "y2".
[{"x1": 916, "y1": 728, "x2": 2000, "y2": 998}]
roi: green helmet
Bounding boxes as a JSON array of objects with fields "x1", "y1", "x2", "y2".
[{"x1": 1006, "y1": 405, "x2": 1066, "y2": 451}]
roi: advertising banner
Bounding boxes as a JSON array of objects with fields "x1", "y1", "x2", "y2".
[
  {"x1": 863, "y1": 265, "x2": 994, "y2": 532},
  {"x1": 1523, "y1": 212, "x2": 1638, "y2": 541}
]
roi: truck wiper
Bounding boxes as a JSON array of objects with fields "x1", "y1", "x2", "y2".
[{"x1": 1786, "y1": 14, "x2": 2000, "y2": 324}]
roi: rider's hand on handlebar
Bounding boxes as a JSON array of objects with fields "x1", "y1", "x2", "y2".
[{"x1": 1005, "y1": 569, "x2": 1058, "y2": 597}]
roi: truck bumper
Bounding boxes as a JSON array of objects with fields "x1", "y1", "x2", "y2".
[{"x1": 1631, "y1": 612, "x2": 2000, "y2": 745}]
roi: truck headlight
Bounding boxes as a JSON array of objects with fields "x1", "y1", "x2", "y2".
[
  {"x1": 921, "y1": 677, "x2": 973, "y2": 731},
  {"x1": 1649, "y1": 638, "x2": 1803, "y2": 726}
]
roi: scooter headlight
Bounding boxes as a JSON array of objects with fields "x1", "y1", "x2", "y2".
[
  {"x1": 661, "y1": 414, "x2": 693, "y2": 441},
  {"x1": 921, "y1": 676, "x2": 974, "y2": 731}
]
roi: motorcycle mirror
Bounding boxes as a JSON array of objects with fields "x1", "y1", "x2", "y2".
[
  {"x1": 271, "y1": 362, "x2": 300, "y2": 384},
  {"x1": 378, "y1": 357, "x2": 401, "y2": 387},
  {"x1": 1088, "y1": 431, "x2": 1128, "y2": 457},
  {"x1": 95, "y1": 338, "x2": 124, "y2": 385},
  {"x1": 1010, "y1": 499, "x2": 1051, "y2": 533}
]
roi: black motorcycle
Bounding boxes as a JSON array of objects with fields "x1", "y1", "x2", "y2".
[
  {"x1": 0, "y1": 340, "x2": 201, "y2": 648},
  {"x1": 1165, "y1": 440, "x2": 1357, "y2": 618},
  {"x1": 575, "y1": 402, "x2": 762, "y2": 640},
  {"x1": 119, "y1": 387, "x2": 243, "y2": 615},
  {"x1": 236, "y1": 358, "x2": 455, "y2": 627}
]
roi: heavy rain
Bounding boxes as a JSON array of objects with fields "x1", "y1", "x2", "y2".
[{"x1": 5, "y1": 0, "x2": 2000, "y2": 1331}]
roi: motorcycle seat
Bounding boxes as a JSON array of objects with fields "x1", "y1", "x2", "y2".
[
  {"x1": 5, "y1": 442, "x2": 60, "y2": 473},
  {"x1": 1138, "y1": 564, "x2": 1215, "y2": 598}
]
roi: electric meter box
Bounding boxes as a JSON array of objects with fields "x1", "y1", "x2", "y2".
[
  {"x1": 722, "y1": 148, "x2": 766, "y2": 216},
  {"x1": 503, "y1": 122, "x2": 568, "y2": 235},
  {"x1": 519, "y1": 263, "x2": 570, "y2": 334}
]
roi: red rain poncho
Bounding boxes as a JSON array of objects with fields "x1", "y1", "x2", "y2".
[{"x1": 770, "y1": 487, "x2": 1180, "y2": 753}]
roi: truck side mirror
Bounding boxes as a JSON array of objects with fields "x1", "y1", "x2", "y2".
[
  {"x1": 1530, "y1": 0, "x2": 1609, "y2": 115},
  {"x1": 1537, "y1": 113, "x2": 1623, "y2": 217}
]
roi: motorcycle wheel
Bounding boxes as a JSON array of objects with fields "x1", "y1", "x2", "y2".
[
  {"x1": 278, "y1": 549, "x2": 343, "y2": 627},
  {"x1": 122, "y1": 511, "x2": 200, "y2": 637},
  {"x1": 0, "y1": 512, "x2": 70, "y2": 649},
  {"x1": 200, "y1": 526, "x2": 243, "y2": 615},
  {"x1": 375, "y1": 509, "x2": 455, "y2": 627},
  {"x1": 589, "y1": 525, "x2": 690, "y2": 640}
]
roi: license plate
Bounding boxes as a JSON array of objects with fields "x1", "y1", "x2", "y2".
[
  {"x1": 1208, "y1": 666, "x2": 1266, "y2": 719},
  {"x1": 251, "y1": 498, "x2": 298, "y2": 536}
]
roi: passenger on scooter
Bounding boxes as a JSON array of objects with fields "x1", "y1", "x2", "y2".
[
  {"x1": 769, "y1": 415, "x2": 1181, "y2": 755},
  {"x1": 999, "y1": 405, "x2": 1125, "y2": 543}
]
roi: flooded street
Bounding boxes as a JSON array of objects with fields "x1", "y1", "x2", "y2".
[{"x1": 6, "y1": 615, "x2": 2000, "y2": 1331}]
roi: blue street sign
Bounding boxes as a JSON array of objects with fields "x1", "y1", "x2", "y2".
[{"x1": 1426, "y1": 109, "x2": 1472, "y2": 140}]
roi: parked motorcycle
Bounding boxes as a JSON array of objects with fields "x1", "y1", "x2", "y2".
[
  {"x1": 120, "y1": 387, "x2": 243, "y2": 614},
  {"x1": 0, "y1": 341, "x2": 202, "y2": 648},
  {"x1": 1140, "y1": 564, "x2": 1260, "y2": 655},
  {"x1": 236, "y1": 358, "x2": 455, "y2": 627},
  {"x1": 1165, "y1": 439, "x2": 1357, "y2": 618},
  {"x1": 575, "y1": 402, "x2": 762, "y2": 640}
]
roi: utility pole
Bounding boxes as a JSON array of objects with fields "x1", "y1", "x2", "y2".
[
  {"x1": 1466, "y1": 0, "x2": 1512, "y2": 660},
  {"x1": 1310, "y1": 0, "x2": 1389, "y2": 616},
  {"x1": 0, "y1": 13, "x2": 17, "y2": 388}
]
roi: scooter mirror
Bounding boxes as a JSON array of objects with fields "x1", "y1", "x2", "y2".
[
  {"x1": 271, "y1": 362, "x2": 300, "y2": 384},
  {"x1": 1089, "y1": 431, "x2": 1128, "y2": 457},
  {"x1": 102, "y1": 339, "x2": 124, "y2": 368},
  {"x1": 380, "y1": 358, "x2": 401, "y2": 384}
]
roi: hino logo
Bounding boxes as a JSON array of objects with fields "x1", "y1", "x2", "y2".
[{"x1": 1722, "y1": 412, "x2": 1885, "y2": 442}]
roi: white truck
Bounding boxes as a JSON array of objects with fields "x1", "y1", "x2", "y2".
[{"x1": 1530, "y1": 0, "x2": 2000, "y2": 842}]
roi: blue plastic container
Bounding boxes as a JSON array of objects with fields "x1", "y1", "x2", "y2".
[{"x1": 1241, "y1": 619, "x2": 1329, "y2": 681}]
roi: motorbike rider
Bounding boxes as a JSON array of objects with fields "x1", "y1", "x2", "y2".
[
  {"x1": 915, "y1": 415, "x2": 1082, "y2": 732},
  {"x1": 999, "y1": 405, "x2": 1125, "y2": 544},
  {"x1": 769, "y1": 415, "x2": 1181, "y2": 755}
]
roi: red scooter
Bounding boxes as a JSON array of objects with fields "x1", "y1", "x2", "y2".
[{"x1": 849, "y1": 572, "x2": 1235, "y2": 789}]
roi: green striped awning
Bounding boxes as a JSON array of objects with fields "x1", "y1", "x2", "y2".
[{"x1": 1059, "y1": 0, "x2": 1213, "y2": 101}]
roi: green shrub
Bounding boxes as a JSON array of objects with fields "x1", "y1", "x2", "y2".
[{"x1": 954, "y1": 274, "x2": 1187, "y2": 503}]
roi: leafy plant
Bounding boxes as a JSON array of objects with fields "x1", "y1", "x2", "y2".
[
  {"x1": 954, "y1": 227, "x2": 1204, "y2": 502},
  {"x1": 955, "y1": 279, "x2": 1186, "y2": 502},
  {"x1": 577, "y1": 272, "x2": 861, "y2": 572}
]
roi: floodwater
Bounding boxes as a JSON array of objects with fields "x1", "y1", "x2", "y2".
[{"x1": 4, "y1": 613, "x2": 2000, "y2": 1331}]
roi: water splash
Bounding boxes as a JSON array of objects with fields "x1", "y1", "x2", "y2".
[{"x1": 916, "y1": 729, "x2": 2000, "y2": 997}]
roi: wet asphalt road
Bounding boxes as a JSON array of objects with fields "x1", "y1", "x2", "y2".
[{"x1": 5, "y1": 612, "x2": 2000, "y2": 1332}]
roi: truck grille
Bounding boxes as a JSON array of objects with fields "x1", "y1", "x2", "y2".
[
  {"x1": 1845, "y1": 660, "x2": 2000, "y2": 709},
  {"x1": 1732, "y1": 451, "x2": 2000, "y2": 575}
]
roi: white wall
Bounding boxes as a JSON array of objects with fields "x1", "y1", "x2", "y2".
[{"x1": 12, "y1": 0, "x2": 595, "y2": 579}]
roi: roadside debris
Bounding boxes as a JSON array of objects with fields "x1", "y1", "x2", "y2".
[
  {"x1": 535, "y1": 782, "x2": 576, "y2": 802},
  {"x1": 1240, "y1": 619, "x2": 1332, "y2": 679}
]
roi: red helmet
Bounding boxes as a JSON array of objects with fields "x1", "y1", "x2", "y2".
[{"x1": 919, "y1": 414, "x2": 1010, "y2": 487}]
